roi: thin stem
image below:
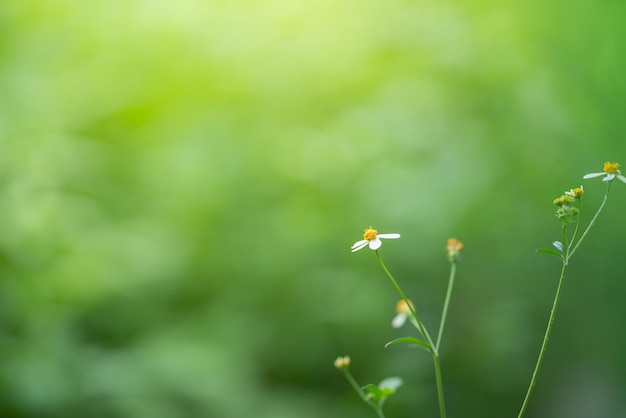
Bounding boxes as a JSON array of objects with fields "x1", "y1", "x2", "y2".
[
  {"x1": 517, "y1": 260, "x2": 568, "y2": 418},
  {"x1": 436, "y1": 262, "x2": 457, "y2": 351},
  {"x1": 519, "y1": 181, "x2": 612, "y2": 416},
  {"x1": 561, "y1": 218, "x2": 568, "y2": 258},
  {"x1": 567, "y1": 198, "x2": 582, "y2": 254},
  {"x1": 375, "y1": 250, "x2": 434, "y2": 349},
  {"x1": 343, "y1": 369, "x2": 367, "y2": 399},
  {"x1": 568, "y1": 182, "x2": 611, "y2": 262},
  {"x1": 433, "y1": 354, "x2": 447, "y2": 418},
  {"x1": 375, "y1": 250, "x2": 446, "y2": 418},
  {"x1": 343, "y1": 370, "x2": 381, "y2": 415}
]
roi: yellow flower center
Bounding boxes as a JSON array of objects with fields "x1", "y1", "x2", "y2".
[
  {"x1": 396, "y1": 299, "x2": 413, "y2": 314},
  {"x1": 571, "y1": 187, "x2": 583, "y2": 197},
  {"x1": 603, "y1": 161, "x2": 620, "y2": 174},
  {"x1": 553, "y1": 195, "x2": 573, "y2": 206},
  {"x1": 445, "y1": 238, "x2": 464, "y2": 253},
  {"x1": 363, "y1": 226, "x2": 378, "y2": 241}
]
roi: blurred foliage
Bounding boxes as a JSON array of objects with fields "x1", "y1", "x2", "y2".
[{"x1": 1, "y1": 1, "x2": 626, "y2": 417}]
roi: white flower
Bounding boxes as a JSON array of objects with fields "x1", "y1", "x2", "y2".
[
  {"x1": 583, "y1": 162, "x2": 626, "y2": 184},
  {"x1": 351, "y1": 226, "x2": 400, "y2": 252},
  {"x1": 564, "y1": 185, "x2": 584, "y2": 198},
  {"x1": 391, "y1": 299, "x2": 413, "y2": 328}
]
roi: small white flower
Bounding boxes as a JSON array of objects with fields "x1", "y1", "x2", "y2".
[
  {"x1": 391, "y1": 299, "x2": 413, "y2": 328},
  {"x1": 351, "y1": 226, "x2": 400, "y2": 252},
  {"x1": 583, "y1": 162, "x2": 626, "y2": 184},
  {"x1": 564, "y1": 185, "x2": 584, "y2": 198}
]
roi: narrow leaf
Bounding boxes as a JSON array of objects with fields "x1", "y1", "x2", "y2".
[
  {"x1": 536, "y1": 248, "x2": 562, "y2": 258},
  {"x1": 385, "y1": 336, "x2": 431, "y2": 351}
]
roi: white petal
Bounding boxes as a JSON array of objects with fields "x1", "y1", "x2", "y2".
[
  {"x1": 582, "y1": 172, "x2": 605, "y2": 179},
  {"x1": 392, "y1": 314, "x2": 406, "y2": 328},
  {"x1": 351, "y1": 241, "x2": 369, "y2": 252},
  {"x1": 603, "y1": 174, "x2": 615, "y2": 182},
  {"x1": 369, "y1": 238, "x2": 382, "y2": 250},
  {"x1": 351, "y1": 239, "x2": 368, "y2": 249},
  {"x1": 379, "y1": 377, "x2": 403, "y2": 391},
  {"x1": 378, "y1": 233, "x2": 400, "y2": 239},
  {"x1": 618, "y1": 174, "x2": 626, "y2": 184}
]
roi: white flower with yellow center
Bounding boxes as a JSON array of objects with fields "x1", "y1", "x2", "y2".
[
  {"x1": 351, "y1": 226, "x2": 400, "y2": 252},
  {"x1": 564, "y1": 186, "x2": 584, "y2": 198},
  {"x1": 583, "y1": 162, "x2": 626, "y2": 184},
  {"x1": 392, "y1": 299, "x2": 414, "y2": 328}
]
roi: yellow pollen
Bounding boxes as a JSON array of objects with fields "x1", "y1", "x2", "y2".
[
  {"x1": 572, "y1": 187, "x2": 583, "y2": 197},
  {"x1": 396, "y1": 299, "x2": 413, "y2": 314},
  {"x1": 603, "y1": 161, "x2": 620, "y2": 174},
  {"x1": 554, "y1": 195, "x2": 574, "y2": 206},
  {"x1": 446, "y1": 238, "x2": 464, "y2": 253},
  {"x1": 363, "y1": 226, "x2": 378, "y2": 241}
]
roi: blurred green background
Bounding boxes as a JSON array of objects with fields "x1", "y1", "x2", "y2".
[{"x1": 1, "y1": 1, "x2": 626, "y2": 417}]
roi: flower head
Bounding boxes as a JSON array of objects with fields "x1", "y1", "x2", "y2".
[
  {"x1": 564, "y1": 185, "x2": 584, "y2": 198},
  {"x1": 333, "y1": 355, "x2": 350, "y2": 370},
  {"x1": 553, "y1": 193, "x2": 578, "y2": 222},
  {"x1": 391, "y1": 299, "x2": 414, "y2": 328},
  {"x1": 583, "y1": 162, "x2": 626, "y2": 184},
  {"x1": 445, "y1": 238, "x2": 464, "y2": 263},
  {"x1": 553, "y1": 194, "x2": 574, "y2": 206},
  {"x1": 351, "y1": 226, "x2": 400, "y2": 252}
]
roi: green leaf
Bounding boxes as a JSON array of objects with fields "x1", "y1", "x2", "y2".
[
  {"x1": 363, "y1": 384, "x2": 384, "y2": 405},
  {"x1": 385, "y1": 336, "x2": 431, "y2": 352},
  {"x1": 362, "y1": 378, "x2": 403, "y2": 407},
  {"x1": 536, "y1": 248, "x2": 562, "y2": 258}
]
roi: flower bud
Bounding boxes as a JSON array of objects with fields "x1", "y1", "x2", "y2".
[{"x1": 333, "y1": 355, "x2": 350, "y2": 371}]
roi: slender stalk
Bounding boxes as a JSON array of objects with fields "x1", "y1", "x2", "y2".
[
  {"x1": 433, "y1": 354, "x2": 447, "y2": 418},
  {"x1": 517, "y1": 260, "x2": 568, "y2": 418},
  {"x1": 567, "y1": 198, "x2": 582, "y2": 254},
  {"x1": 343, "y1": 369, "x2": 368, "y2": 399},
  {"x1": 568, "y1": 182, "x2": 610, "y2": 261},
  {"x1": 375, "y1": 250, "x2": 434, "y2": 349},
  {"x1": 519, "y1": 182, "x2": 613, "y2": 416},
  {"x1": 436, "y1": 262, "x2": 457, "y2": 351},
  {"x1": 343, "y1": 370, "x2": 382, "y2": 417},
  {"x1": 561, "y1": 217, "x2": 568, "y2": 258},
  {"x1": 375, "y1": 250, "x2": 446, "y2": 418}
]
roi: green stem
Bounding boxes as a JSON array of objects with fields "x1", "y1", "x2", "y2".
[
  {"x1": 436, "y1": 262, "x2": 457, "y2": 351},
  {"x1": 343, "y1": 370, "x2": 381, "y2": 416},
  {"x1": 375, "y1": 250, "x2": 434, "y2": 349},
  {"x1": 567, "y1": 198, "x2": 582, "y2": 254},
  {"x1": 517, "y1": 259, "x2": 568, "y2": 418},
  {"x1": 568, "y1": 182, "x2": 610, "y2": 262},
  {"x1": 375, "y1": 250, "x2": 446, "y2": 418},
  {"x1": 561, "y1": 218, "x2": 568, "y2": 258},
  {"x1": 519, "y1": 181, "x2": 613, "y2": 416},
  {"x1": 433, "y1": 354, "x2": 447, "y2": 418}
]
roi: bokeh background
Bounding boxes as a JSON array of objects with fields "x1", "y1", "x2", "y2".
[{"x1": 1, "y1": 1, "x2": 626, "y2": 417}]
